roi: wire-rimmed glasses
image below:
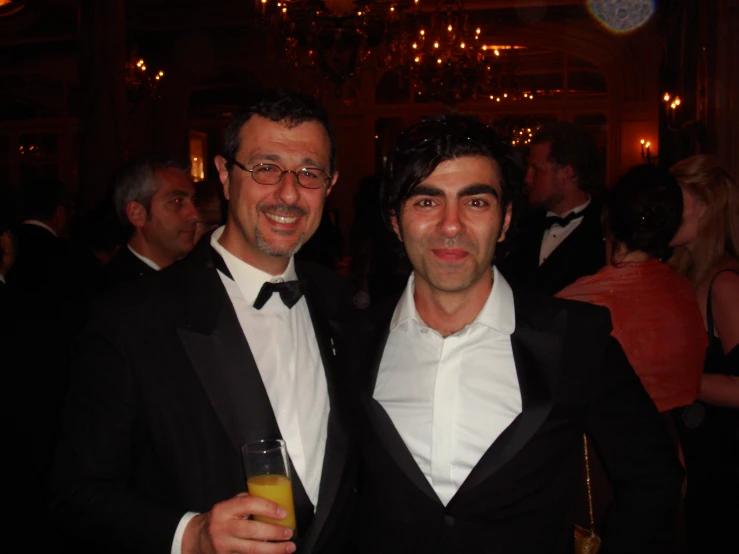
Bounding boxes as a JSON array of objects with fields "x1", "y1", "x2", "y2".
[{"x1": 231, "y1": 160, "x2": 332, "y2": 190}]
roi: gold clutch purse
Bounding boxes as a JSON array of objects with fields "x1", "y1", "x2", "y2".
[{"x1": 574, "y1": 434, "x2": 601, "y2": 554}]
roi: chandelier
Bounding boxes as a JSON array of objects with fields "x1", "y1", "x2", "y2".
[
  {"x1": 261, "y1": 0, "x2": 406, "y2": 93},
  {"x1": 125, "y1": 47, "x2": 165, "y2": 105},
  {"x1": 260, "y1": 0, "x2": 532, "y2": 103}
]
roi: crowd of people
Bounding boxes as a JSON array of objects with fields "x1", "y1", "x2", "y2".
[{"x1": 0, "y1": 89, "x2": 736, "y2": 554}]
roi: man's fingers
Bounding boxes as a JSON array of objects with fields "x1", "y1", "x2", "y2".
[
  {"x1": 234, "y1": 519, "x2": 293, "y2": 542},
  {"x1": 235, "y1": 494, "x2": 289, "y2": 521}
]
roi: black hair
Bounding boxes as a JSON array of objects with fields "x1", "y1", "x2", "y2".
[
  {"x1": 20, "y1": 176, "x2": 75, "y2": 221},
  {"x1": 221, "y1": 89, "x2": 337, "y2": 174},
  {"x1": 604, "y1": 164, "x2": 683, "y2": 262},
  {"x1": 531, "y1": 121, "x2": 601, "y2": 192},
  {"x1": 381, "y1": 114, "x2": 523, "y2": 232}
]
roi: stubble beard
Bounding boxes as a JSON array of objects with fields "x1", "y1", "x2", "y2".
[
  {"x1": 254, "y1": 202, "x2": 309, "y2": 258},
  {"x1": 255, "y1": 227, "x2": 306, "y2": 258}
]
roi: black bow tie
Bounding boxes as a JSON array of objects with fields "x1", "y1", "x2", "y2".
[
  {"x1": 544, "y1": 211, "x2": 584, "y2": 229},
  {"x1": 253, "y1": 280, "x2": 306, "y2": 310}
]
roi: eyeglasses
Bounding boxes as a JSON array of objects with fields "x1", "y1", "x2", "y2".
[{"x1": 231, "y1": 160, "x2": 331, "y2": 190}]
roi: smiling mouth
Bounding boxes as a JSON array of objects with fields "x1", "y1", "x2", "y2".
[{"x1": 265, "y1": 213, "x2": 299, "y2": 224}]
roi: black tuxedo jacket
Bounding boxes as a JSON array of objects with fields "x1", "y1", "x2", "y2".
[
  {"x1": 51, "y1": 239, "x2": 358, "y2": 554},
  {"x1": 97, "y1": 244, "x2": 157, "y2": 291},
  {"x1": 352, "y1": 287, "x2": 683, "y2": 554},
  {"x1": 500, "y1": 201, "x2": 605, "y2": 295}
]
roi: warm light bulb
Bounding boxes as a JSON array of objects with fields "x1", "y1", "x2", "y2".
[
  {"x1": 496, "y1": 97, "x2": 500, "y2": 102},
  {"x1": 494, "y1": 49, "x2": 499, "y2": 56},
  {"x1": 448, "y1": 25, "x2": 452, "y2": 32},
  {"x1": 262, "y1": 0, "x2": 266, "y2": 3},
  {"x1": 674, "y1": 97, "x2": 681, "y2": 106},
  {"x1": 646, "y1": 142, "x2": 651, "y2": 148},
  {"x1": 141, "y1": 65, "x2": 147, "y2": 71},
  {"x1": 357, "y1": 11, "x2": 362, "y2": 15},
  {"x1": 412, "y1": 43, "x2": 417, "y2": 49},
  {"x1": 420, "y1": 29, "x2": 425, "y2": 36},
  {"x1": 390, "y1": 6, "x2": 395, "y2": 11},
  {"x1": 414, "y1": 56, "x2": 420, "y2": 63},
  {"x1": 460, "y1": 42, "x2": 465, "y2": 48},
  {"x1": 490, "y1": 95, "x2": 494, "y2": 99},
  {"x1": 193, "y1": 157, "x2": 198, "y2": 161},
  {"x1": 476, "y1": 28, "x2": 481, "y2": 34},
  {"x1": 159, "y1": 71, "x2": 164, "y2": 76},
  {"x1": 640, "y1": 139, "x2": 645, "y2": 144},
  {"x1": 670, "y1": 102, "x2": 676, "y2": 109},
  {"x1": 282, "y1": 7, "x2": 286, "y2": 12},
  {"x1": 663, "y1": 93, "x2": 670, "y2": 102},
  {"x1": 504, "y1": 93, "x2": 507, "y2": 98},
  {"x1": 434, "y1": 42, "x2": 439, "y2": 48},
  {"x1": 437, "y1": 58, "x2": 442, "y2": 64},
  {"x1": 482, "y1": 45, "x2": 487, "y2": 50}
]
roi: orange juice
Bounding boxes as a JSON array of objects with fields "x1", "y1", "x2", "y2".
[{"x1": 247, "y1": 474, "x2": 297, "y2": 530}]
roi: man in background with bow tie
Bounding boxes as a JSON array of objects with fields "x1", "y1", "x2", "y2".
[
  {"x1": 51, "y1": 90, "x2": 357, "y2": 554},
  {"x1": 499, "y1": 121, "x2": 606, "y2": 295}
]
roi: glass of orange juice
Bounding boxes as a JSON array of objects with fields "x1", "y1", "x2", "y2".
[{"x1": 241, "y1": 439, "x2": 297, "y2": 533}]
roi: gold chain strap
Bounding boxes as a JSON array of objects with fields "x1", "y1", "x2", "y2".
[{"x1": 583, "y1": 433, "x2": 596, "y2": 535}]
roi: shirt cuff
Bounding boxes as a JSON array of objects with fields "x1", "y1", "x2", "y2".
[{"x1": 172, "y1": 511, "x2": 200, "y2": 554}]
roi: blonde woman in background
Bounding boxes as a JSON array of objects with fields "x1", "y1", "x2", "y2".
[{"x1": 669, "y1": 154, "x2": 738, "y2": 554}]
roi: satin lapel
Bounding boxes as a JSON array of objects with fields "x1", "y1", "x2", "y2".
[
  {"x1": 177, "y1": 294, "x2": 280, "y2": 454},
  {"x1": 454, "y1": 302, "x2": 566, "y2": 496},
  {"x1": 299, "y1": 277, "x2": 350, "y2": 552},
  {"x1": 362, "y1": 307, "x2": 441, "y2": 505}
]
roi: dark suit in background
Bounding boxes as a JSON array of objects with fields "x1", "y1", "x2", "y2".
[
  {"x1": 97, "y1": 244, "x2": 157, "y2": 291},
  {"x1": 353, "y1": 289, "x2": 683, "y2": 554},
  {"x1": 50, "y1": 239, "x2": 357, "y2": 554},
  {"x1": 500, "y1": 200, "x2": 605, "y2": 295}
]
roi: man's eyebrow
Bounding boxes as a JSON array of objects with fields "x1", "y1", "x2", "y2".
[
  {"x1": 407, "y1": 185, "x2": 444, "y2": 198},
  {"x1": 459, "y1": 184, "x2": 499, "y2": 199},
  {"x1": 247, "y1": 153, "x2": 326, "y2": 169},
  {"x1": 166, "y1": 190, "x2": 191, "y2": 198}
]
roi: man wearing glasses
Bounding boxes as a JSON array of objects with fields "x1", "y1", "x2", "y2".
[
  {"x1": 351, "y1": 114, "x2": 683, "y2": 553},
  {"x1": 51, "y1": 90, "x2": 357, "y2": 554}
]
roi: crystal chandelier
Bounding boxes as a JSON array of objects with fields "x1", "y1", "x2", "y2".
[{"x1": 261, "y1": 0, "x2": 407, "y2": 93}]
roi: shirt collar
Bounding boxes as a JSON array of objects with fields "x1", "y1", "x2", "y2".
[
  {"x1": 390, "y1": 266, "x2": 515, "y2": 335},
  {"x1": 127, "y1": 244, "x2": 161, "y2": 271},
  {"x1": 545, "y1": 196, "x2": 591, "y2": 219},
  {"x1": 23, "y1": 220, "x2": 57, "y2": 237},
  {"x1": 210, "y1": 225, "x2": 297, "y2": 304}
]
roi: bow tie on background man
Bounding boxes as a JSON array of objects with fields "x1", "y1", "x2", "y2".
[
  {"x1": 253, "y1": 280, "x2": 306, "y2": 310},
  {"x1": 544, "y1": 210, "x2": 585, "y2": 230}
]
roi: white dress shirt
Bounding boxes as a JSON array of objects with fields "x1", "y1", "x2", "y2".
[
  {"x1": 539, "y1": 197, "x2": 591, "y2": 266},
  {"x1": 172, "y1": 226, "x2": 329, "y2": 553},
  {"x1": 22, "y1": 219, "x2": 57, "y2": 237},
  {"x1": 127, "y1": 244, "x2": 161, "y2": 271},
  {"x1": 373, "y1": 267, "x2": 521, "y2": 506}
]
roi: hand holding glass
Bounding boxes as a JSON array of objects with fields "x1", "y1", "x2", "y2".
[{"x1": 242, "y1": 439, "x2": 297, "y2": 532}]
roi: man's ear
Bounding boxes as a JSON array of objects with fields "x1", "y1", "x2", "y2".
[
  {"x1": 562, "y1": 164, "x2": 576, "y2": 185},
  {"x1": 125, "y1": 201, "x2": 148, "y2": 229},
  {"x1": 325, "y1": 171, "x2": 339, "y2": 198},
  {"x1": 214, "y1": 155, "x2": 231, "y2": 200},
  {"x1": 390, "y1": 210, "x2": 403, "y2": 243},
  {"x1": 497, "y1": 203, "x2": 513, "y2": 243}
]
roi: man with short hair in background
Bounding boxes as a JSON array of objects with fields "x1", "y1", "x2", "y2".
[
  {"x1": 100, "y1": 155, "x2": 198, "y2": 289},
  {"x1": 499, "y1": 121, "x2": 605, "y2": 295}
]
